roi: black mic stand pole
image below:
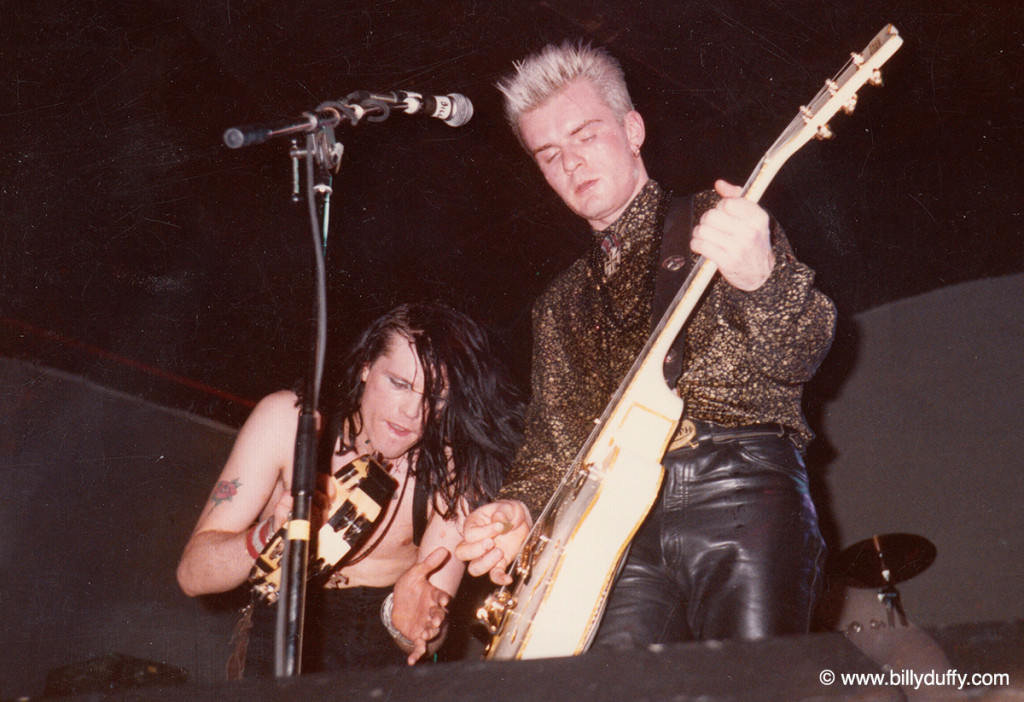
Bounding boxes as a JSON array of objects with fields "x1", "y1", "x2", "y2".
[
  {"x1": 222, "y1": 97, "x2": 393, "y2": 677},
  {"x1": 274, "y1": 123, "x2": 342, "y2": 678}
]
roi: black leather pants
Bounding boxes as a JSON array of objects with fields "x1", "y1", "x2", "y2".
[{"x1": 594, "y1": 420, "x2": 825, "y2": 647}]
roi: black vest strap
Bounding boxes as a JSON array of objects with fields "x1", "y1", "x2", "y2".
[
  {"x1": 411, "y1": 474, "x2": 428, "y2": 547},
  {"x1": 317, "y1": 415, "x2": 341, "y2": 476}
]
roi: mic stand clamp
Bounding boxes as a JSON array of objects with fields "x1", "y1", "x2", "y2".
[{"x1": 290, "y1": 115, "x2": 344, "y2": 178}]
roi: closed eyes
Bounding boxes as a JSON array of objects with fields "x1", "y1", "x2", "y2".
[{"x1": 388, "y1": 375, "x2": 412, "y2": 391}]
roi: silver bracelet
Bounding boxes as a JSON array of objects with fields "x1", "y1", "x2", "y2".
[{"x1": 380, "y1": 592, "x2": 415, "y2": 648}]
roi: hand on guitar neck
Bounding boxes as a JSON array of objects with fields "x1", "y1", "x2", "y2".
[
  {"x1": 455, "y1": 500, "x2": 532, "y2": 585},
  {"x1": 691, "y1": 180, "x2": 776, "y2": 292}
]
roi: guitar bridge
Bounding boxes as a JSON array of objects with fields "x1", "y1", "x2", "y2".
[{"x1": 477, "y1": 589, "x2": 517, "y2": 635}]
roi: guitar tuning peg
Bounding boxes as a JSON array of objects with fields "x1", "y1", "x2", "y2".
[
  {"x1": 842, "y1": 93, "x2": 859, "y2": 115},
  {"x1": 869, "y1": 68, "x2": 884, "y2": 87},
  {"x1": 815, "y1": 123, "x2": 834, "y2": 140}
]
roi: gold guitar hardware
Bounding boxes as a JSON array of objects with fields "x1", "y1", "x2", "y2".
[{"x1": 477, "y1": 589, "x2": 517, "y2": 635}]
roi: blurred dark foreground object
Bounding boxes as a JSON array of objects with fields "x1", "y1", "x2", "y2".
[{"x1": 44, "y1": 653, "x2": 188, "y2": 697}]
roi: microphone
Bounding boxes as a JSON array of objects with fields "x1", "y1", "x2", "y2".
[
  {"x1": 222, "y1": 90, "x2": 473, "y2": 149},
  {"x1": 352, "y1": 90, "x2": 474, "y2": 127}
]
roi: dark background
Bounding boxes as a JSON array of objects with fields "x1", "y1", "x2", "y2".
[
  {"x1": 3, "y1": 1, "x2": 1021, "y2": 425},
  {"x1": 2, "y1": 2, "x2": 1023, "y2": 698}
]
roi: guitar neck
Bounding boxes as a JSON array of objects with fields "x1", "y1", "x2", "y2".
[{"x1": 644, "y1": 22, "x2": 906, "y2": 385}]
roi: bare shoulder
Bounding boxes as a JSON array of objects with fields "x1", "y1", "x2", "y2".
[
  {"x1": 192, "y1": 390, "x2": 300, "y2": 533},
  {"x1": 234, "y1": 390, "x2": 302, "y2": 444},
  {"x1": 251, "y1": 389, "x2": 301, "y2": 421}
]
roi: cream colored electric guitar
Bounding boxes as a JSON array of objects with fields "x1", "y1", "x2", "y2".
[{"x1": 478, "y1": 24, "x2": 904, "y2": 660}]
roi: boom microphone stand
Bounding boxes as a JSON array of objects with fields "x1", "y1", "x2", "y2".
[
  {"x1": 222, "y1": 90, "x2": 470, "y2": 677},
  {"x1": 272, "y1": 124, "x2": 337, "y2": 678}
]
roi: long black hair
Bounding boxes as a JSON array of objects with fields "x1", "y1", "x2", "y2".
[{"x1": 326, "y1": 302, "x2": 522, "y2": 520}]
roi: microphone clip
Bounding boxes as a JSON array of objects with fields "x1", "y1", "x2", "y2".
[
  {"x1": 288, "y1": 111, "x2": 344, "y2": 175},
  {"x1": 347, "y1": 92, "x2": 394, "y2": 123}
]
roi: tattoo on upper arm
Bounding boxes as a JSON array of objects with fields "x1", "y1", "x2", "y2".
[{"x1": 210, "y1": 478, "x2": 242, "y2": 507}]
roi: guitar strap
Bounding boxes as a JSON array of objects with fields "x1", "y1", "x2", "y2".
[
  {"x1": 651, "y1": 195, "x2": 695, "y2": 387},
  {"x1": 651, "y1": 191, "x2": 722, "y2": 386}
]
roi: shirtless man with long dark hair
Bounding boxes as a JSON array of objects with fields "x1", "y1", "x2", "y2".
[{"x1": 178, "y1": 302, "x2": 521, "y2": 674}]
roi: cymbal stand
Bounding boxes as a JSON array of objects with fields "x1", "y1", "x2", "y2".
[
  {"x1": 876, "y1": 580, "x2": 909, "y2": 628},
  {"x1": 872, "y1": 541, "x2": 908, "y2": 628}
]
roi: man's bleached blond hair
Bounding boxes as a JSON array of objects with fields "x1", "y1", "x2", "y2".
[{"x1": 497, "y1": 40, "x2": 634, "y2": 147}]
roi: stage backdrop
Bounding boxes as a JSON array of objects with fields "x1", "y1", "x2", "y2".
[
  {"x1": 1, "y1": 273, "x2": 1022, "y2": 698},
  {"x1": 813, "y1": 273, "x2": 1024, "y2": 628}
]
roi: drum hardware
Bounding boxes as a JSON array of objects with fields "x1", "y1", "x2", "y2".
[{"x1": 833, "y1": 532, "x2": 936, "y2": 627}]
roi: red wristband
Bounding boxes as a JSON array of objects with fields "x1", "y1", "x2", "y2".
[{"x1": 246, "y1": 517, "x2": 273, "y2": 559}]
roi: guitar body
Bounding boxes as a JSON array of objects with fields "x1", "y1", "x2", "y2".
[
  {"x1": 480, "y1": 282, "x2": 696, "y2": 658},
  {"x1": 479, "y1": 24, "x2": 903, "y2": 660},
  {"x1": 248, "y1": 454, "x2": 397, "y2": 604},
  {"x1": 483, "y1": 448, "x2": 664, "y2": 659}
]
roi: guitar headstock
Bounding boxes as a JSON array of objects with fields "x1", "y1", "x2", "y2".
[{"x1": 744, "y1": 24, "x2": 904, "y2": 201}]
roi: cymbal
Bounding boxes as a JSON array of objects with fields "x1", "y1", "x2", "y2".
[{"x1": 833, "y1": 533, "x2": 936, "y2": 588}]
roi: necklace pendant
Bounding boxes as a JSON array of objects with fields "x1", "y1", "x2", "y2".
[
  {"x1": 600, "y1": 231, "x2": 622, "y2": 277},
  {"x1": 603, "y1": 249, "x2": 620, "y2": 277}
]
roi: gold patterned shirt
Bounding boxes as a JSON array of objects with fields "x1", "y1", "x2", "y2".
[{"x1": 498, "y1": 181, "x2": 837, "y2": 516}]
